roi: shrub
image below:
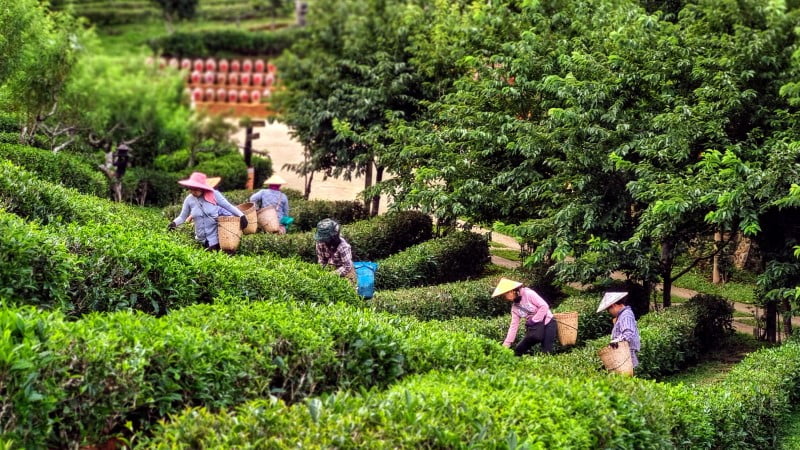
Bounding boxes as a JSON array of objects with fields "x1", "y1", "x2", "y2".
[
  {"x1": 251, "y1": 155, "x2": 273, "y2": 187},
  {"x1": 148, "y1": 27, "x2": 306, "y2": 57},
  {"x1": 0, "y1": 212, "x2": 74, "y2": 309},
  {"x1": 185, "y1": 152, "x2": 248, "y2": 191},
  {"x1": 375, "y1": 231, "x2": 489, "y2": 290},
  {"x1": 0, "y1": 143, "x2": 107, "y2": 197},
  {"x1": 291, "y1": 200, "x2": 368, "y2": 232},
  {"x1": 121, "y1": 167, "x2": 184, "y2": 207}
]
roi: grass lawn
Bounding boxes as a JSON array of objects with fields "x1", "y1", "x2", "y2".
[
  {"x1": 489, "y1": 248, "x2": 521, "y2": 262},
  {"x1": 661, "y1": 333, "x2": 771, "y2": 386},
  {"x1": 671, "y1": 269, "x2": 755, "y2": 304}
]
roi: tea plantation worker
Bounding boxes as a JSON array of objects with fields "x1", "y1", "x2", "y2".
[
  {"x1": 492, "y1": 277, "x2": 557, "y2": 355},
  {"x1": 314, "y1": 218, "x2": 356, "y2": 284},
  {"x1": 596, "y1": 292, "x2": 641, "y2": 369},
  {"x1": 167, "y1": 172, "x2": 247, "y2": 251},
  {"x1": 250, "y1": 174, "x2": 290, "y2": 234}
]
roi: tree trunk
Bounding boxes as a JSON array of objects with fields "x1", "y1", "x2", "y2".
[
  {"x1": 303, "y1": 171, "x2": 313, "y2": 200},
  {"x1": 765, "y1": 300, "x2": 777, "y2": 343},
  {"x1": 371, "y1": 166, "x2": 383, "y2": 217},
  {"x1": 363, "y1": 160, "x2": 373, "y2": 215},
  {"x1": 712, "y1": 230, "x2": 722, "y2": 284},
  {"x1": 661, "y1": 241, "x2": 674, "y2": 307},
  {"x1": 782, "y1": 297, "x2": 793, "y2": 337}
]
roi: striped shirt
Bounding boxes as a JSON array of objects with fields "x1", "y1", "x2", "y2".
[
  {"x1": 503, "y1": 287, "x2": 554, "y2": 347},
  {"x1": 611, "y1": 306, "x2": 641, "y2": 367},
  {"x1": 250, "y1": 189, "x2": 289, "y2": 220},
  {"x1": 316, "y1": 237, "x2": 354, "y2": 277},
  {"x1": 173, "y1": 191, "x2": 243, "y2": 247}
]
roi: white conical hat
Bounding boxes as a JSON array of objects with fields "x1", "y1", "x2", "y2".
[
  {"x1": 596, "y1": 292, "x2": 628, "y2": 313},
  {"x1": 491, "y1": 278, "x2": 523, "y2": 297},
  {"x1": 263, "y1": 174, "x2": 287, "y2": 185}
]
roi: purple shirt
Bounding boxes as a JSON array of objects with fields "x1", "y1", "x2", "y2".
[
  {"x1": 503, "y1": 287, "x2": 554, "y2": 347},
  {"x1": 611, "y1": 306, "x2": 641, "y2": 367},
  {"x1": 250, "y1": 189, "x2": 289, "y2": 220},
  {"x1": 173, "y1": 190, "x2": 243, "y2": 247}
]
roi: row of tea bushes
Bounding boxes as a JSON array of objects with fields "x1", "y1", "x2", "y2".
[
  {"x1": 141, "y1": 298, "x2": 731, "y2": 447},
  {"x1": 238, "y1": 211, "x2": 433, "y2": 262},
  {"x1": 375, "y1": 231, "x2": 490, "y2": 290},
  {"x1": 0, "y1": 161, "x2": 159, "y2": 228},
  {"x1": 0, "y1": 143, "x2": 107, "y2": 197},
  {"x1": 0, "y1": 301, "x2": 515, "y2": 448}
]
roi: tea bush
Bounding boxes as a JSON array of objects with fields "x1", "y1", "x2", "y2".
[
  {"x1": 149, "y1": 27, "x2": 305, "y2": 57},
  {"x1": 0, "y1": 143, "x2": 107, "y2": 197},
  {"x1": 290, "y1": 200, "x2": 368, "y2": 232},
  {"x1": 375, "y1": 231, "x2": 490, "y2": 290},
  {"x1": 0, "y1": 212, "x2": 74, "y2": 309}
]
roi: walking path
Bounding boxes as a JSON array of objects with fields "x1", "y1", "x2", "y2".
[{"x1": 245, "y1": 121, "x2": 770, "y2": 336}]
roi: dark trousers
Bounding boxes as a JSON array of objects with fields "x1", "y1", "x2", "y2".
[{"x1": 514, "y1": 320, "x2": 557, "y2": 356}]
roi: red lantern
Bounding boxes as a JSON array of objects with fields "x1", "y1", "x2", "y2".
[
  {"x1": 218, "y1": 59, "x2": 229, "y2": 73},
  {"x1": 262, "y1": 89, "x2": 272, "y2": 98},
  {"x1": 267, "y1": 62, "x2": 277, "y2": 73},
  {"x1": 205, "y1": 88, "x2": 215, "y2": 101},
  {"x1": 181, "y1": 58, "x2": 192, "y2": 70},
  {"x1": 205, "y1": 58, "x2": 216, "y2": 72},
  {"x1": 203, "y1": 71, "x2": 215, "y2": 85},
  {"x1": 254, "y1": 59, "x2": 265, "y2": 73},
  {"x1": 242, "y1": 59, "x2": 253, "y2": 73},
  {"x1": 216, "y1": 72, "x2": 227, "y2": 85},
  {"x1": 228, "y1": 72, "x2": 239, "y2": 85},
  {"x1": 193, "y1": 59, "x2": 204, "y2": 72},
  {"x1": 216, "y1": 88, "x2": 227, "y2": 102},
  {"x1": 252, "y1": 73, "x2": 264, "y2": 86},
  {"x1": 265, "y1": 73, "x2": 275, "y2": 87},
  {"x1": 227, "y1": 89, "x2": 238, "y2": 103},
  {"x1": 168, "y1": 58, "x2": 179, "y2": 69},
  {"x1": 250, "y1": 89, "x2": 261, "y2": 103},
  {"x1": 190, "y1": 71, "x2": 202, "y2": 84},
  {"x1": 192, "y1": 87, "x2": 203, "y2": 102},
  {"x1": 240, "y1": 73, "x2": 251, "y2": 86},
  {"x1": 230, "y1": 60, "x2": 241, "y2": 72},
  {"x1": 239, "y1": 89, "x2": 250, "y2": 103}
]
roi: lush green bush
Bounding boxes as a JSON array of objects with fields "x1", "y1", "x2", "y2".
[
  {"x1": 251, "y1": 155, "x2": 273, "y2": 188},
  {"x1": 0, "y1": 212, "x2": 74, "y2": 309},
  {"x1": 120, "y1": 167, "x2": 184, "y2": 207},
  {"x1": 375, "y1": 231, "x2": 489, "y2": 290},
  {"x1": 148, "y1": 27, "x2": 305, "y2": 58},
  {"x1": 0, "y1": 132, "x2": 49, "y2": 149},
  {"x1": 0, "y1": 300, "x2": 513, "y2": 448},
  {"x1": 0, "y1": 143, "x2": 107, "y2": 197},
  {"x1": 238, "y1": 211, "x2": 433, "y2": 262},
  {"x1": 290, "y1": 200, "x2": 368, "y2": 231},
  {"x1": 186, "y1": 152, "x2": 248, "y2": 191}
]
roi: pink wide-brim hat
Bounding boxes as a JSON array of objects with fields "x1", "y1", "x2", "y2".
[{"x1": 178, "y1": 172, "x2": 216, "y2": 203}]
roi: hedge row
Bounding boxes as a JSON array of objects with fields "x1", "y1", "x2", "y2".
[
  {"x1": 238, "y1": 210, "x2": 433, "y2": 262},
  {"x1": 0, "y1": 300, "x2": 515, "y2": 448},
  {"x1": 141, "y1": 297, "x2": 731, "y2": 447},
  {"x1": 0, "y1": 143, "x2": 107, "y2": 197},
  {"x1": 375, "y1": 231, "x2": 490, "y2": 290},
  {"x1": 148, "y1": 27, "x2": 305, "y2": 58}
]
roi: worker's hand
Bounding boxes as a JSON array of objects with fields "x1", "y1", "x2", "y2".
[
  {"x1": 167, "y1": 222, "x2": 177, "y2": 232},
  {"x1": 609, "y1": 342, "x2": 619, "y2": 349},
  {"x1": 239, "y1": 215, "x2": 249, "y2": 230},
  {"x1": 502, "y1": 342, "x2": 512, "y2": 349}
]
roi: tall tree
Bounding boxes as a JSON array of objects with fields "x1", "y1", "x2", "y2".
[{"x1": 150, "y1": 0, "x2": 199, "y2": 33}]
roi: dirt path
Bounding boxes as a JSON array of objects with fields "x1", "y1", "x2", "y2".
[{"x1": 232, "y1": 121, "x2": 390, "y2": 213}]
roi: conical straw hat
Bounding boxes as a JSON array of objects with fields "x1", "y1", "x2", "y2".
[
  {"x1": 596, "y1": 292, "x2": 628, "y2": 313},
  {"x1": 492, "y1": 278, "x2": 523, "y2": 297},
  {"x1": 263, "y1": 174, "x2": 287, "y2": 185}
]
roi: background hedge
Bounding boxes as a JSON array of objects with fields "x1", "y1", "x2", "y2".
[{"x1": 0, "y1": 143, "x2": 107, "y2": 197}]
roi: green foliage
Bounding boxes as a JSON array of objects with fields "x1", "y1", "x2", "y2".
[
  {"x1": 120, "y1": 166, "x2": 184, "y2": 206},
  {"x1": 251, "y1": 155, "x2": 273, "y2": 188},
  {"x1": 375, "y1": 231, "x2": 490, "y2": 290},
  {"x1": 0, "y1": 212, "x2": 74, "y2": 309},
  {"x1": 0, "y1": 143, "x2": 107, "y2": 197},
  {"x1": 290, "y1": 200, "x2": 368, "y2": 232},
  {"x1": 150, "y1": 0, "x2": 199, "y2": 23},
  {"x1": 187, "y1": 152, "x2": 248, "y2": 191},
  {"x1": 238, "y1": 210, "x2": 433, "y2": 262},
  {"x1": 148, "y1": 27, "x2": 304, "y2": 57}
]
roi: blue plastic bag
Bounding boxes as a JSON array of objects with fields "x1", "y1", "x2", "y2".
[{"x1": 354, "y1": 261, "x2": 378, "y2": 299}]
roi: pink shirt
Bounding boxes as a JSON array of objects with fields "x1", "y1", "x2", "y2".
[{"x1": 503, "y1": 287, "x2": 553, "y2": 347}]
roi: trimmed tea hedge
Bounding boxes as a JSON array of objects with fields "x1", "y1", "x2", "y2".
[
  {"x1": 375, "y1": 231, "x2": 490, "y2": 290},
  {"x1": 238, "y1": 211, "x2": 433, "y2": 262},
  {"x1": 0, "y1": 143, "x2": 107, "y2": 197},
  {"x1": 148, "y1": 27, "x2": 305, "y2": 58},
  {"x1": 142, "y1": 299, "x2": 733, "y2": 448},
  {"x1": 0, "y1": 301, "x2": 514, "y2": 448}
]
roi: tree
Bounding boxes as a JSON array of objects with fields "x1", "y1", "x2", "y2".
[{"x1": 150, "y1": 0, "x2": 199, "y2": 33}]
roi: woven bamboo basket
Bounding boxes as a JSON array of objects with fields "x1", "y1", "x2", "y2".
[
  {"x1": 553, "y1": 311, "x2": 579, "y2": 346},
  {"x1": 237, "y1": 202, "x2": 258, "y2": 235},
  {"x1": 217, "y1": 216, "x2": 242, "y2": 251},
  {"x1": 257, "y1": 205, "x2": 280, "y2": 233},
  {"x1": 598, "y1": 340, "x2": 633, "y2": 376}
]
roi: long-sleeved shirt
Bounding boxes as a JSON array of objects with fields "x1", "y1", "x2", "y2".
[
  {"x1": 503, "y1": 287, "x2": 554, "y2": 347},
  {"x1": 316, "y1": 238, "x2": 354, "y2": 277},
  {"x1": 250, "y1": 189, "x2": 289, "y2": 220},
  {"x1": 611, "y1": 306, "x2": 641, "y2": 367},
  {"x1": 173, "y1": 190, "x2": 243, "y2": 247}
]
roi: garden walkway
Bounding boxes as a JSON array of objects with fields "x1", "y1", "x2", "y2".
[{"x1": 244, "y1": 121, "x2": 772, "y2": 336}]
